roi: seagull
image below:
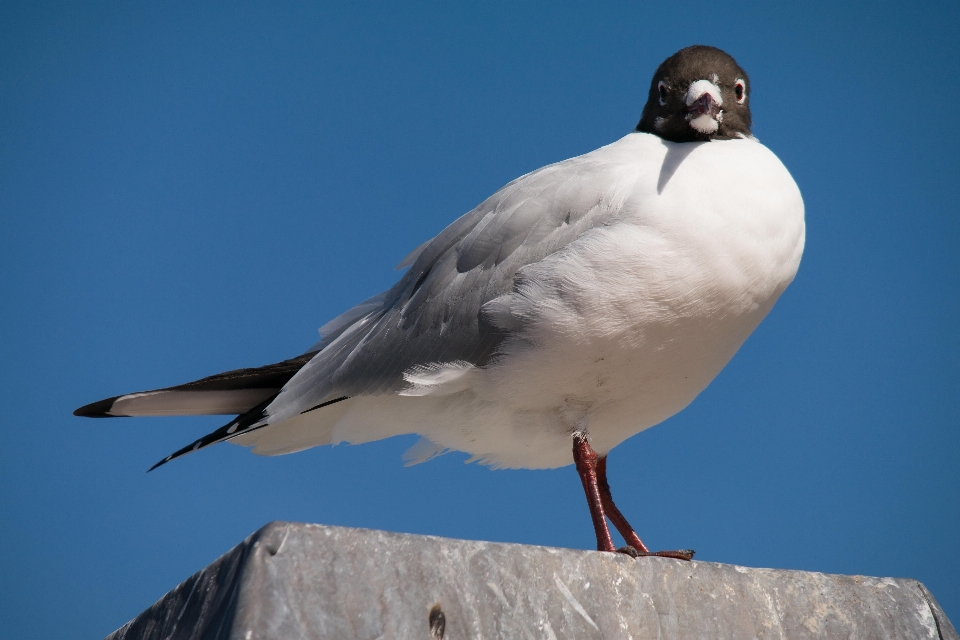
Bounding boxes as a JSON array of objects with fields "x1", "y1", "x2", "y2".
[{"x1": 76, "y1": 45, "x2": 805, "y2": 559}]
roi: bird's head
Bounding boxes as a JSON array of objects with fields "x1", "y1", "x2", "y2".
[{"x1": 637, "y1": 45, "x2": 752, "y2": 143}]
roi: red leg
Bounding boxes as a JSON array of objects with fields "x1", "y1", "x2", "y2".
[
  {"x1": 596, "y1": 455, "x2": 651, "y2": 553},
  {"x1": 572, "y1": 433, "x2": 616, "y2": 552},
  {"x1": 597, "y1": 453, "x2": 695, "y2": 561}
]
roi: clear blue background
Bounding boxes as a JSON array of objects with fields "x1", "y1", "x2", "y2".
[{"x1": 2, "y1": 2, "x2": 957, "y2": 637}]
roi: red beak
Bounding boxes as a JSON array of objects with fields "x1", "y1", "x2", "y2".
[{"x1": 687, "y1": 93, "x2": 720, "y2": 118}]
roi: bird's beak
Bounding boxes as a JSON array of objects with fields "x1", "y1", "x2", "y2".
[{"x1": 685, "y1": 79, "x2": 723, "y2": 134}]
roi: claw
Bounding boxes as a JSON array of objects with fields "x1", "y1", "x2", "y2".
[{"x1": 617, "y1": 546, "x2": 695, "y2": 561}]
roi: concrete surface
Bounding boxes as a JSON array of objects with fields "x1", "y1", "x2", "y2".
[{"x1": 106, "y1": 521, "x2": 957, "y2": 639}]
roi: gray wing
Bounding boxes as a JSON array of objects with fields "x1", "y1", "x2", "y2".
[{"x1": 271, "y1": 149, "x2": 631, "y2": 420}]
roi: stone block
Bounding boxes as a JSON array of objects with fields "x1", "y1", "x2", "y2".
[{"x1": 106, "y1": 521, "x2": 957, "y2": 639}]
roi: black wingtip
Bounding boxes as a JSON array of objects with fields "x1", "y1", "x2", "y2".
[
  {"x1": 74, "y1": 396, "x2": 122, "y2": 418},
  {"x1": 148, "y1": 454, "x2": 176, "y2": 472},
  {"x1": 145, "y1": 395, "x2": 281, "y2": 472},
  {"x1": 147, "y1": 438, "x2": 203, "y2": 472},
  {"x1": 144, "y1": 394, "x2": 349, "y2": 474}
]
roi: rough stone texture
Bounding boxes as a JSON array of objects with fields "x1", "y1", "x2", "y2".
[{"x1": 106, "y1": 521, "x2": 957, "y2": 640}]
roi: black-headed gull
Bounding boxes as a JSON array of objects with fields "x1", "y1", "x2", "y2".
[{"x1": 77, "y1": 45, "x2": 805, "y2": 558}]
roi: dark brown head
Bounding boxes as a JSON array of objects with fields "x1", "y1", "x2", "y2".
[{"x1": 637, "y1": 46, "x2": 752, "y2": 143}]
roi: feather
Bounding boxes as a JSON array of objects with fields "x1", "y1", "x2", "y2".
[{"x1": 74, "y1": 351, "x2": 316, "y2": 417}]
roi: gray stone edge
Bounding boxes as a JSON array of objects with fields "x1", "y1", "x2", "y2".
[{"x1": 105, "y1": 521, "x2": 958, "y2": 640}]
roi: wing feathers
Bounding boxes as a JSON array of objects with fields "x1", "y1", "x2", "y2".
[
  {"x1": 148, "y1": 395, "x2": 350, "y2": 471},
  {"x1": 148, "y1": 396, "x2": 277, "y2": 471},
  {"x1": 74, "y1": 351, "x2": 317, "y2": 418}
]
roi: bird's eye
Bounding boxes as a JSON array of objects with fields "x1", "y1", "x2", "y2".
[
  {"x1": 657, "y1": 81, "x2": 667, "y2": 106},
  {"x1": 734, "y1": 79, "x2": 746, "y2": 104}
]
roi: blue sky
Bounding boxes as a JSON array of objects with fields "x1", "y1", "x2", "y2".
[{"x1": 1, "y1": 2, "x2": 958, "y2": 636}]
